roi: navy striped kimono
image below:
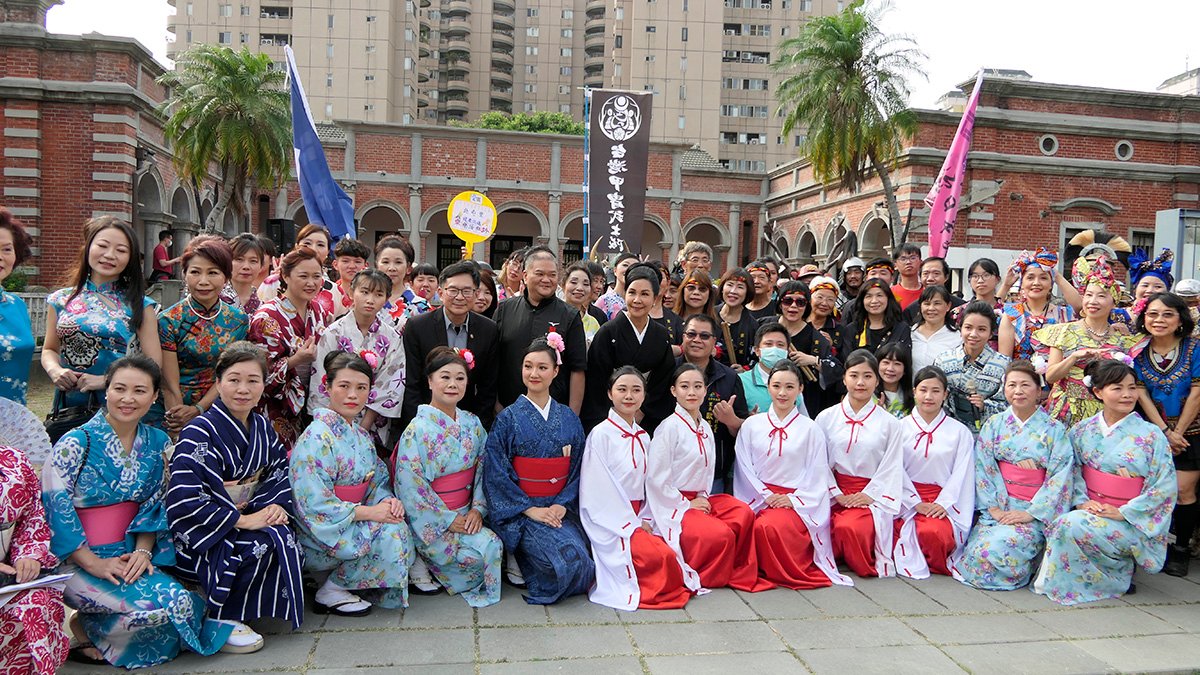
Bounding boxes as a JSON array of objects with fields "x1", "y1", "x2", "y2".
[{"x1": 166, "y1": 399, "x2": 305, "y2": 628}]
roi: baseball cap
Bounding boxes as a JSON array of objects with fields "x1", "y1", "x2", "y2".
[{"x1": 1175, "y1": 279, "x2": 1200, "y2": 298}]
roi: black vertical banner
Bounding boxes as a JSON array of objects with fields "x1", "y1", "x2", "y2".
[{"x1": 587, "y1": 90, "x2": 653, "y2": 255}]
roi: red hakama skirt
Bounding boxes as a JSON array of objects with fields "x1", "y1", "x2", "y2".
[
  {"x1": 628, "y1": 500, "x2": 691, "y2": 610},
  {"x1": 831, "y1": 473, "x2": 885, "y2": 577},
  {"x1": 677, "y1": 491, "x2": 759, "y2": 591},
  {"x1": 894, "y1": 481, "x2": 955, "y2": 576},
  {"x1": 751, "y1": 485, "x2": 832, "y2": 590}
]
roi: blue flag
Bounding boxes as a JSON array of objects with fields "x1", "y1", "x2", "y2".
[{"x1": 285, "y1": 45, "x2": 355, "y2": 240}]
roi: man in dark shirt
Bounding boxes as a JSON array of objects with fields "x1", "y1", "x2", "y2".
[
  {"x1": 402, "y1": 261, "x2": 500, "y2": 429},
  {"x1": 678, "y1": 313, "x2": 749, "y2": 493},
  {"x1": 744, "y1": 258, "x2": 779, "y2": 324},
  {"x1": 492, "y1": 245, "x2": 587, "y2": 412},
  {"x1": 901, "y1": 256, "x2": 966, "y2": 324}
]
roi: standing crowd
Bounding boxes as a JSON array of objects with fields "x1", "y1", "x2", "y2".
[{"x1": 0, "y1": 206, "x2": 1191, "y2": 672}]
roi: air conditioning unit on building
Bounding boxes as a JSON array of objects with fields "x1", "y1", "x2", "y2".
[
  {"x1": 725, "y1": 30, "x2": 737, "y2": 35},
  {"x1": 749, "y1": 138, "x2": 759, "y2": 144}
]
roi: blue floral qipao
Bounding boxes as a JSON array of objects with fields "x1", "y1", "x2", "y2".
[
  {"x1": 47, "y1": 281, "x2": 156, "y2": 407},
  {"x1": 41, "y1": 412, "x2": 231, "y2": 668},
  {"x1": 167, "y1": 400, "x2": 304, "y2": 628},
  {"x1": 394, "y1": 404, "x2": 502, "y2": 608},
  {"x1": 483, "y1": 397, "x2": 594, "y2": 604},
  {"x1": 290, "y1": 408, "x2": 414, "y2": 609},
  {"x1": 956, "y1": 408, "x2": 1074, "y2": 590},
  {"x1": 0, "y1": 290, "x2": 33, "y2": 403},
  {"x1": 1039, "y1": 413, "x2": 1177, "y2": 605}
]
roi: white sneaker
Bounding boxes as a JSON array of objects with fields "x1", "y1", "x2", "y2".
[
  {"x1": 505, "y1": 552, "x2": 526, "y2": 587},
  {"x1": 218, "y1": 620, "x2": 264, "y2": 654}
]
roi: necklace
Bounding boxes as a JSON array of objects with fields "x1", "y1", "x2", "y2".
[
  {"x1": 187, "y1": 297, "x2": 221, "y2": 321},
  {"x1": 1084, "y1": 321, "x2": 1110, "y2": 340}
]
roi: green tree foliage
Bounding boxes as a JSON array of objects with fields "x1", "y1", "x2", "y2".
[
  {"x1": 157, "y1": 45, "x2": 292, "y2": 233},
  {"x1": 454, "y1": 110, "x2": 585, "y2": 136},
  {"x1": 773, "y1": 0, "x2": 925, "y2": 247}
]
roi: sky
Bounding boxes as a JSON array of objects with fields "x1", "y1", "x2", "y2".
[{"x1": 45, "y1": 0, "x2": 1200, "y2": 109}]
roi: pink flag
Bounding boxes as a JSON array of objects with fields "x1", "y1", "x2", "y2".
[{"x1": 924, "y1": 73, "x2": 984, "y2": 257}]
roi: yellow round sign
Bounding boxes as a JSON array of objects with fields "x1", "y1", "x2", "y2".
[{"x1": 448, "y1": 191, "x2": 497, "y2": 258}]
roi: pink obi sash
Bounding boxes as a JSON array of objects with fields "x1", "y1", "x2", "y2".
[
  {"x1": 997, "y1": 461, "x2": 1046, "y2": 503},
  {"x1": 513, "y1": 456, "x2": 570, "y2": 498},
  {"x1": 1082, "y1": 465, "x2": 1144, "y2": 507},
  {"x1": 333, "y1": 480, "x2": 371, "y2": 505},
  {"x1": 77, "y1": 501, "x2": 138, "y2": 547},
  {"x1": 431, "y1": 466, "x2": 476, "y2": 510}
]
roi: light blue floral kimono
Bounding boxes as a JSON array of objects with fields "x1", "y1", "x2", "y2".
[
  {"x1": 394, "y1": 404, "x2": 502, "y2": 608},
  {"x1": 956, "y1": 408, "x2": 1074, "y2": 590},
  {"x1": 291, "y1": 408, "x2": 414, "y2": 609},
  {"x1": 1039, "y1": 412, "x2": 1177, "y2": 605},
  {"x1": 41, "y1": 412, "x2": 231, "y2": 669}
]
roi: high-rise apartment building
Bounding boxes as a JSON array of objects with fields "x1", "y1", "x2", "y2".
[{"x1": 167, "y1": 0, "x2": 840, "y2": 172}]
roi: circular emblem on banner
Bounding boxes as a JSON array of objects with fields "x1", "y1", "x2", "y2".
[
  {"x1": 599, "y1": 95, "x2": 642, "y2": 142},
  {"x1": 448, "y1": 190, "x2": 497, "y2": 259}
]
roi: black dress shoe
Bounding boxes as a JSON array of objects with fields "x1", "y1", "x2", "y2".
[{"x1": 1164, "y1": 546, "x2": 1191, "y2": 577}]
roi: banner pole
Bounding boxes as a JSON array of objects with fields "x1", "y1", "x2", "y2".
[{"x1": 582, "y1": 88, "x2": 592, "y2": 258}]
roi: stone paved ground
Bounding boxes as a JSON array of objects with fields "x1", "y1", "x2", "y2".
[{"x1": 59, "y1": 567, "x2": 1200, "y2": 674}]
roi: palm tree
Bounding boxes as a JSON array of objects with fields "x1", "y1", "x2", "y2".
[
  {"x1": 773, "y1": 1, "x2": 925, "y2": 249},
  {"x1": 157, "y1": 45, "x2": 292, "y2": 233}
]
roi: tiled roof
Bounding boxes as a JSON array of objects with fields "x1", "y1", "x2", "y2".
[
  {"x1": 680, "y1": 145, "x2": 725, "y2": 172},
  {"x1": 316, "y1": 123, "x2": 346, "y2": 143}
]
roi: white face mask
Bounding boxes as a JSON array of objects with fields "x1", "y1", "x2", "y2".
[{"x1": 758, "y1": 346, "x2": 788, "y2": 369}]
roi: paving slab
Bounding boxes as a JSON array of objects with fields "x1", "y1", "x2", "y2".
[
  {"x1": 1141, "y1": 603, "x2": 1200, "y2": 631},
  {"x1": 1026, "y1": 606, "x2": 1182, "y2": 639},
  {"x1": 682, "y1": 587, "x2": 758, "y2": 622},
  {"x1": 476, "y1": 592, "x2": 549, "y2": 627},
  {"x1": 940, "y1": 640, "x2": 1118, "y2": 674},
  {"x1": 546, "y1": 593, "x2": 622, "y2": 625},
  {"x1": 646, "y1": 651, "x2": 805, "y2": 674},
  {"x1": 801, "y1": 585, "x2": 886, "y2": 617},
  {"x1": 398, "y1": 593, "x2": 477, "y2": 629},
  {"x1": 797, "y1": 644, "x2": 966, "y2": 675},
  {"x1": 737, "y1": 588, "x2": 822, "y2": 619},
  {"x1": 1074, "y1": 633, "x2": 1200, "y2": 673},
  {"x1": 123, "y1": 633, "x2": 317, "y2": 674},
  {"x1": 478, "y1": 625, "x2": 634, "y2": 662},
  {"x1": 905, "y1": 613, "x2": 1059, "y2": 645},
  {"x1": 312, "y1": 629, "x2": 474, "y2": 668},
  {"x1": 311, "y1": 667, "x2": 473, "y2": 675},
  {"x1": 617, "y1": 607, "x2": 692, "y2": 623},
  {"x1": 1125, "y1": 571, "x2": 1200, "y2": 604},
  {"x1": 481, "y1": 656, "x2": 644, "y2": 675},
  {"x1": 773, "y1": 616, "x2": 927, "y2": 650},
  {"x1": 902, "y1": 575, "x2": 1010, "y2": 613},
  {"x1": 629, "y1": 620, "x2": 788, "y2": 656},
  {"x1": 320, "y1": 605, "x2": 403, "y2": 631},
  {"x1": 852, "y1": 576, "x2": 951, "y2": 615}
]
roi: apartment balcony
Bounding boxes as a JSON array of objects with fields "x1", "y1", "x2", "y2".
[
  {"x1": 417, "y1": 92, "x2": 430, "y2": 108},
  {"x1": 491, "y1": 69, "x2": 513, "y2": 86},
  {"x1": 493, "y1": 12, "x2": 514, "y2": 30},
  {"x1": 419, "y1": 43, "x2": 431, "y2": 57},
  {"x1": 492, "y1": 28, "x2": 513, "y2": 47},
  {"x1": 584, "y1": 74, "x2": 604, "y2": 88},
  {"x1": 444, "y1": 38, "x2": 471, "y2": 54},
  {"x1": 445, "y1": 98, "x2": 470, "y2": 114},
  {"x1": 445, "y1": 78, "x2": 469, "y2": 93},
  {"x1": 420, "y1": 0, "x2": 431, "y2": 6},
  {"x1": 585, "y1": 51, "x2": 605, "y2": 68},
  {"x1": 490, "y1": 86, "x2": 512, "y2": 102},
  {"x1": 586, "y1": 0, "x2": 606, "y2": 12},
  {"x1": 419, "y1": 15, "x2": 430, "y2": 32},
  {"x1": 584, "y1": 63, "x2": 604, "y2": 77},
  {"x1": 491, "y1": 49, "x2": 513, "y2": 66},
  {"x1": 417, "y1": 68, "x2": 432, "y2": 83},
  {"x1": 445, "y1": 0, "x2": 472, "y2": 16},
  {"x1": 259, "y1": 34, "x2": 291, "y2": 48},
  {"x1": 490, "y1": 98, "x2": 513, "y2": 114},
  {"x1": 493, "y1": 0, "x2": 514, "y2": 11},
  {"x1": 584, "y1": 28, "x2": 605, "y2": 46},
  {"x1": 585, "y1": 18, "x2": 605, "y2": 35},
  {"x1": 444, "y1": 15, "x2": 471, "y2": 37}
]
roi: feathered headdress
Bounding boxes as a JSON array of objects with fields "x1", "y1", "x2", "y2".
[
  {"x1": 1063, "y1": 229, "x2": 1132, "y2": 276},
  {"x1": 1129, "y1": 248, "x2": 1174, "y2": 288}
]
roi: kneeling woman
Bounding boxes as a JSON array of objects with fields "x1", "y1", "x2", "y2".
[
  {"x1": 167, "y1": 342, "x2": 305, "y2": 650},
  {"x1": 733, "y1": 361, "x2": 851, "y2": 590},
  {"x1": 581, "y1": 367, "x2": 695, "y2": 610},
  {"x1": 647, "y1": 364, "x2": 758, "y2": 591},
  {"x1": 483, "y1": 338, "x2": 594, "y2": 604},
  {"x1": 291, "y1": 352, "x2": 415, "y2": 615},
  {"x1": 394, "y1": 347, "x2": 502, "y2": 608},
  {"x1": 1037, "y1": 360, "x2": 1177, "y2": 605},
  {"x1": 956, "y1": 360, "x2": 1074, "y2": 590},
  {"x1": 893, "y1": 367, "x2": 975, "y2": 579},
  {"x1": 42, "y1": 355, "x2": 232, "y2": 668}
]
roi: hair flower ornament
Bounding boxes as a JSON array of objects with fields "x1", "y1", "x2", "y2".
[
  {"x1": 545, "y1": 331, "x2": 566, "y2": 365},
  {"x1": 358, "y1": 349, "x2": 379, "y2": 370},
  {"x1": 1082, "y1": 375, "x2": 1094, "y2": 388},
  {"x1": 455, "y1": 348, "x2": 476, "y2": 370},
  {"x1": 1109, "y1": 351, "x2": 1135, "y2": 367}
]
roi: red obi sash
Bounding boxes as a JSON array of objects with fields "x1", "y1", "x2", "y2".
[
  {"x1": 333, "y1": 480, "x2": 371, "y2": 505},
  {"x1": 764, "y1": 484, "x2": 796, "y2": 495},
  {"x1": 997, "y1": 461, "x2": 1046, "y2": 503},
  {"x1": 77, "y1": 501, "x2": 138, "y2": 547},
  {"x1": 431, "y1": 466, "x2": 476, "y2": 510},
  {"x1": 680, "y1": 490, "x2": 701, "y2": 500},
  {"x1": 834, "y1": 472, "x2": 871, "y2": 495},
  {"x1": 513, "y1": 456, "x2": 570, "y2": 498},
  {"x1": 1082, "y1": 465, "x2": 1144, "y2": 507},
  {"x1": 629, "y1": 499, "x2": 643, "y2": 515},
  {"x1": 912, "y1": 481, "x2": 943, "y2": 504}
]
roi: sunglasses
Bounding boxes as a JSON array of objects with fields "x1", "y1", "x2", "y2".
[
  {"x1": 683, "y1": 330, "x2": 715, "y2": 341},
  {"x1": 779, "y1": 296, "x2": 807, "y2": 307}
]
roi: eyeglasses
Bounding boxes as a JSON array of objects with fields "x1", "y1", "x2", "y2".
[
  {"x1": 683, "y1": 330, "x2": 715, "y2": 341},
  {"x1": 779, "y1": 296, "x2": 807, "y2": 307},
  {"x1": 968, "y1": 274, "x2": 994, "y2": 282},
  {"x1": 896, "y1": 255, "x2": 921, "y2": 263},
  {"x1": 441, "y1": 287, "x2": 477, "y2": 299}
]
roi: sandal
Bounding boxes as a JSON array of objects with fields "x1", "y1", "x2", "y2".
[
  {"x1": 219, "y1": 622, "x2": 265, "y2": 654},
  {"x1": 312, "y1": 597, "x2": 373, "y2": 617},
  {"x1": 67, "y1": 644, "x2": 106, "y2": 665}
]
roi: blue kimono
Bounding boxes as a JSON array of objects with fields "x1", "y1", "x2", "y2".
[
  {"x1": 291, "y1": 408, "x2": 414, "y2": 609},
  {"x1": 394, "y1": 404, "x2": 502, "y2": 608},
  {"x1": 483, "y1": 396, "x2": 594, "y2": 604},
  {"x1": 167, "y1": 400, "x2": 305, "y2": 628},
  {"x1": 956, "y1": 408, "x2": 1074, "y2": 590},
  {"x1": 1039, "y1": 413, "x2": 1177, "y2": 605},
  {"x1": 41, "y1": 412, "x2": 231, "y2": 669}
]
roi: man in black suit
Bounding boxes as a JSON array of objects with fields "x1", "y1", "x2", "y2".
[{"x1": 401, "y1": 260, "x2": 500, "y2": 430}]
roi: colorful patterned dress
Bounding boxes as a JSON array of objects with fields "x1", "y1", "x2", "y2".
[
  {"x1": 0, "y1": 445, "x2": 67, "y2": 675},
  {"x1": 1133, "y1": 336, "x2": 1200, "y2": 439},
  {"x1": 0, "y1": 290, "x2": 33, "y2": 404},
  {"x1": 41, "y1": 412, "x2": 231, "y2": 668},
  {"x1": 483, "y1": 396, "x2": 594, "y2": 604},
  {"x1": 1038, "y1": 413, "x2": 1177, "y2": 605},
  {"x1": 167, "y1": 400, "x2": 304, "y2": 628},
  {"x1": 219, "y1": 282, "x2": 261, "y2": 315},
  {"x1": 394, "y1": 404, "x2": 502, "y2": 608},
  {"x1": 309, "y1": 313, "x2": 406, "y2": 431},
  {"x1": 1033, "y1": 322, "x2": 1140, "y2": 426},
  {"x1": 380, "y1": 287, "x2": 432, "y2": 332},
  {"x1": 290, "y1": 408, "x2": 414, "y2": 609},
  {"x1": 249, "y1": 295, "x2": 332, "y2": 449},
  {"x1": 934, "y1": 345, "x2": 1010, "y2": 435},
  {"x1": 594, "y1": 289, "x2": 625, "y2": 321},
  {"x1": 1001, "y1": 301, "x2": 1074, "y2": 362},
  {"x1": 47, "y1": 281, "x2": 156, "y2": 407},
  {"x1": 159, "y1": 298, "x2": 248, "y2": 406},
  {"x1": 955, "y1": 408, "x2": 1074, "y2": 590}
]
